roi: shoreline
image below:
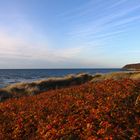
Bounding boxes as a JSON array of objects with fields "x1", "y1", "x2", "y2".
[
  {"x1": 0, "y1": 71, "x2": 140, "y2": 102},
  {"x1": 0, "y1": 68, "x2": 122, "y2": 88}
]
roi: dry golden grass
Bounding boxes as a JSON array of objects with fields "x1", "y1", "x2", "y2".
[
  {"x1": 0, "y1": 73, "x2": 93, "y2": 101},
  {"x1": 91, "y1": 71, "x2": 140, "y2": 82},
  {"x1": 0, "y1": 72, "x2": 140, "y2": 102}
]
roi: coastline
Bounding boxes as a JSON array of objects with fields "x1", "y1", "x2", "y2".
[
  {"x1": 0, "y1": 71, "x2": 140, "y2": 102},
  {"x1": 0, "y1": 68, "x2": 121, "y2": 88}
]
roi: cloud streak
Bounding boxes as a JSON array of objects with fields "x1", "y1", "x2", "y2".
[
  {"x1": 0, "y1": 28, "x2": 85, "y2": 67},
  {"x1": 0, "y1": 0, "x2": 140, "y2": 68},
  {"x1": 60, "y1": 0, "x2": 140, "y2": 42}
]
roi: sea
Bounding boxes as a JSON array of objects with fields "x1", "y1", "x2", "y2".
[{"x1": 0, "y1": 69, "x2": 124, "y2": 88}]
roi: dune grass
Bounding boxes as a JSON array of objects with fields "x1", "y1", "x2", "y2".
[
  {"x1": 91, "y1": 71, "x2": 140, "y2": 82},
  {"x1": 0, "y1": 72, "x2": 140, "y2": 102},
  {"x1": 0, "y1": 73, "x2": 93, "y2": 101}
]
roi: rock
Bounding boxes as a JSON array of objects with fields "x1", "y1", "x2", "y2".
[{"x1": 0, "y1": 90, "x2": 13, "y2": 102}]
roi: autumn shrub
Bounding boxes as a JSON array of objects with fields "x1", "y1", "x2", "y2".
[{"x1": 0, "y1": 79, "x2": 140, "y2": 139}]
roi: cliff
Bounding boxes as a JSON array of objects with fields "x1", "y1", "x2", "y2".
[{"x1": 122, "y1": 63, "x2": 140, "y2": 70}]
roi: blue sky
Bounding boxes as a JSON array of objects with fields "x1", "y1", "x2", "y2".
[{"x1": 0, "y1": 0, "x2": 140, "y2": 68}]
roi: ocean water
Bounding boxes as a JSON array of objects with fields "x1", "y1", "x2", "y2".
[{"x1": 0, "y1": 69, "x2": 123, "y2": 88}]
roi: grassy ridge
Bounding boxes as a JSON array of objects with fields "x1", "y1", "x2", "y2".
[
  {"x1": 0, "y1": 73, "x2": 93, "y2": 102},
  {"x1": 0, "y1": 72, "x2": 140, "y2": 102},
  {"x1": 0, "y1": 79, "x2": 140, "y2": 139},
  {"x1": 91, "y1": 71, "x2": 140, "y2": 81}
]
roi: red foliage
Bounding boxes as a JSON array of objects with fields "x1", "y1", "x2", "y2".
[{"x1": 0, "y1": 79, "x2": 140, "y2": 139}]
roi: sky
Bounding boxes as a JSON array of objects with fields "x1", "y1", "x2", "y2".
[{"x1": 0, "y1": 0, "x2": 140, "y2": 68}]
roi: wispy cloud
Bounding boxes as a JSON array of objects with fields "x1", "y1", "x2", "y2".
[
  {"x1": 60, "y1": 0, "x2": 140, "y2": 42},
  {"x1": 0, "y1": 28, "x2": 84, "y2": 66},
  {"x1": 0, "y1": 0, "x2": 140, "y2": 68}
]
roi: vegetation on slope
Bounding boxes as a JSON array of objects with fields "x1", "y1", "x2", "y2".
[
  {"x1": 91, "y1": 72, "x2": 140, "y2": 82},
  {"x1": 0, "y1": 73, "x2": 93, "y2": 102},
  {"x1": 0, "y1": 72, "x2": 140, "y2": 102},
  {"x1": 0, "y1": 79, "x2": 140, "y2": 139},
  {"x1": 122, "y1": 63, "x2": 140, "y2": 70}
]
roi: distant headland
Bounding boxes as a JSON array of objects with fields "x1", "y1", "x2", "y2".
[{"x1": 122, "y1": 63, "x2": 140, "y2": 70}]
